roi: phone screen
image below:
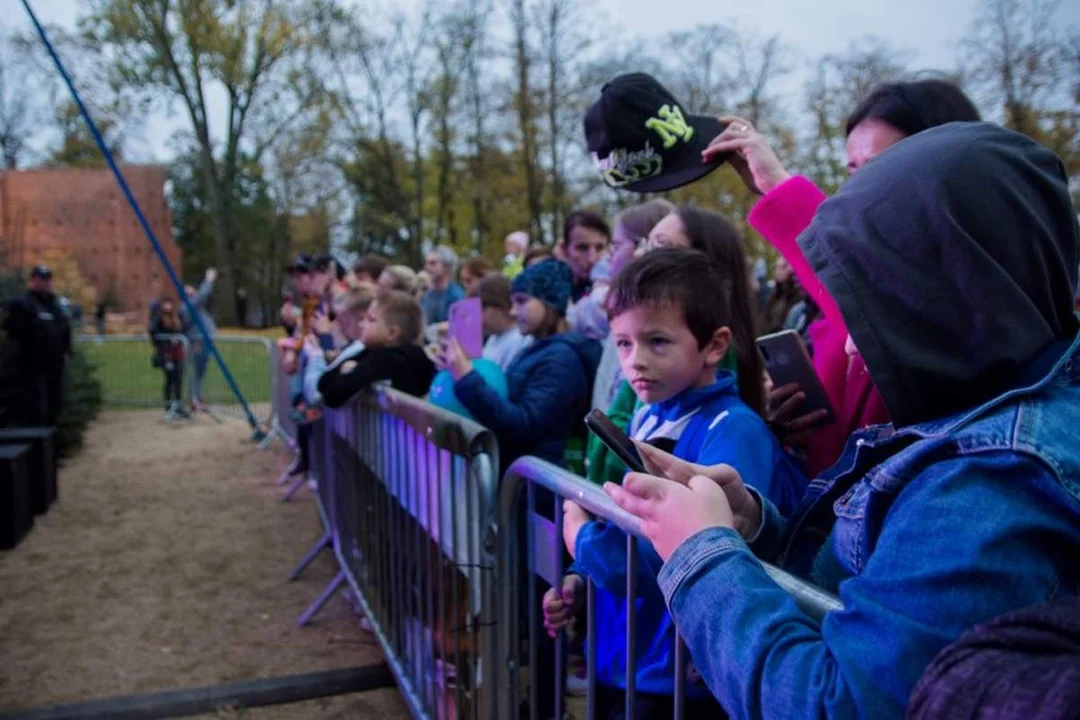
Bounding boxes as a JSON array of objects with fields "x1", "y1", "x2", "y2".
[
  {"x1": 449, "y1": 297, "x2": 484, "y2": 359},
  {"x1": 584, "y1": 409, "x2": 644, "y2": 473}
]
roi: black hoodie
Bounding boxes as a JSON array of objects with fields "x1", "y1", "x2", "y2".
[
  {"x1": 800, "y1": 122, "x2": 1079, "y2": 428},
  {"x1": 317, "y1": 343, "x2": 435, "y2": 408}
]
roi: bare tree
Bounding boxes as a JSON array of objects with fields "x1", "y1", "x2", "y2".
[
  {"x1": 396, "y1": 7, "x2": 436, "y2": 264},
  {"x1": 81, "y1": 0, "x2": 323, "y2": 324},
  {"x1": 664, "y1": 25, "x2": 734, "y2": 115},
  {"x1": 462, "y1": 0, "x2": 495, "y2": 253},
  {"x1": 509, "y1": 0, "x2": 544, "y2": 241},
  {"x1": 0, "y1": 35, "x2": 32, "y2": 170},
  {"x1": 799, "y1": 37, "x2": 908, "y2": 192},
  {"x1": 729, "y1": 32, "x2": 789, "y2": 127},
  {"x1": 963, "y1": 0, "x2": 1068, "y2": 135}
]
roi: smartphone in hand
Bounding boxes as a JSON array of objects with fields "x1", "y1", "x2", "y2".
[
  {"x1": 584, "y1": 409, "x2": 645, "y2": 473},
  {"x1": 448, "y1": 297, "x2": 484, "y2": 359},
  {"x1": 756, "y1": 330, "x2": 835, "y2": 426}
]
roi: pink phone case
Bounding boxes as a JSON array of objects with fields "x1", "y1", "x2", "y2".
[{"x1": 449, "y1": 297, "x2": 484, "y2": 359}]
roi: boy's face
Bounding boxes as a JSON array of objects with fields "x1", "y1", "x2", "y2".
[
  {"x1": 359, "y1": 301, "x2": 399, "y2": 347},
  {"x1": 509, "y1": 293, "x2": 547, "y2": 336},
  {"x1": 610, "y1": 303, "x2": 730, "y2": 405}
]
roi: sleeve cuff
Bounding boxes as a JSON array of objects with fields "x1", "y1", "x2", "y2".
[
  {"x1": 744, "y1": 486, "x2": 768, "y2": 544},
  {"x1": 747, "y1": 176, "x2": 828, "y2": 244},
  {"x1": 658, "y1": 526, "x2": 750, "y2": 603}
]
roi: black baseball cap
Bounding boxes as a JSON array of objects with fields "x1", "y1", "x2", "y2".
[
  {"x1": 284, "y1": 254, "x2": 312, "y2": 273},
  {"x1": 584, "y1": 73, "x2": 731, "y2": 193},
  {"x1": 30, "y1": 264, "x2": 52, "y2": 279}
]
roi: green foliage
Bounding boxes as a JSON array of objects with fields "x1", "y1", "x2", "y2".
[{"x1": 55, "y1": 344, "x2": 103, "y2": 459}]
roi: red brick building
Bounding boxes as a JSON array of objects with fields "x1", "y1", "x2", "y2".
[{"x1": 0, "y1": 165, "x2": 181, "y2": 316}]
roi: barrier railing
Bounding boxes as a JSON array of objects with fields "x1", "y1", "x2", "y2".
[
  {"x1": 291, "y1": 386, "x2": 499, "y2": 720},
  {"x1": 493, "y1": 456, "x2": 843, "y2": 720},
  {"x1": 260, "y1": 342, "x2": 298, "y2": 451},
  {"x1": 194, "y1": 335, "x2": 274, "y2": 426},
  {"x1": 75, "y1": 333, "x2": 192, "y2": 418}
]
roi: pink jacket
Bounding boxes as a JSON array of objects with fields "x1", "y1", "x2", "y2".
[{"x1": 748, "y1": 176, "x2": 890, "y2": 477}]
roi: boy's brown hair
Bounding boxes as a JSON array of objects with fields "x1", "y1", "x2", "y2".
[
  {"x1": 471, "y1": 272, "x2": 512, "y2": 311},
  {"x1": 376, "y1": 288, "x2": 424, "y2": 345},
  {"x1": 606, "y1": 247, "x2": 732, "y2": 350}
]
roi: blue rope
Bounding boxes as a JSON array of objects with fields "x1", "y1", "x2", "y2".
[{"x1": 21, "y1": 0, "x2": 264, "y2": 435}]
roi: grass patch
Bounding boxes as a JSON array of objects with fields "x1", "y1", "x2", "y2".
[{"x1": 77, "y1": 335, "x2": 274, "y2": 411}]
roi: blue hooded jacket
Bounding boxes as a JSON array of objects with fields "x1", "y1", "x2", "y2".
[
  {"x1": 571, "y1": 373, "x2": 808, "y2": 697},
  {"x1": 455, "y1": 331, "x2": 601, "y2": 471}
]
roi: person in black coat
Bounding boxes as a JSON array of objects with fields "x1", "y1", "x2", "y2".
[{"x1": 3, "y1": 265, "x2": 72, "y2": 426}]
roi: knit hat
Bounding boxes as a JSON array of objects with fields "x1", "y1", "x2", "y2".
[{"x1": 511, "y1": 258, "x2": 573, "y2": 316}]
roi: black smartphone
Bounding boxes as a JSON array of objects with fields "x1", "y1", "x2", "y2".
[
  {"x1": 756, "y1": 330, "x2": 835, "y2": 425},
  {"x1": 584, "y1": 409, "x2": 645, "y2": 473}
]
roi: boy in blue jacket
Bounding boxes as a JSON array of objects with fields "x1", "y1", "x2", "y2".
[{"x1": 544, "y1": 247, "x2": 806, "y2": 717}]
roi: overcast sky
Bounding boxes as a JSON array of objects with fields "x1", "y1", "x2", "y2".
[{"x1": 8, "y1": 0, "x2": 1080, "y2": 161}]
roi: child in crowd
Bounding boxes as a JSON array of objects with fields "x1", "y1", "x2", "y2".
[
  {"x1": 443, "y1": 258, "x2": 601, "y2": 472},
  {"x1": 471, "y1": 272, "x2": 532, "y2": 372},
  {"x1": 545, "y1": 248, "x2": 807, "y2": 718},
  {"x1": 587, "y1": 206, "x2": 765, "y2": 490},
  {"x1": 444, "y1": 258, "x2": 601, "y2": 718},
  {"x1": 317, "y1": 288, "x2": 435, "y2": 407},
  {"x1": 303, "y1": 284, "x2": 376, "y2": 409}
]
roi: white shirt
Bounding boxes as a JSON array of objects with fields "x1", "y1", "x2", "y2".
[{"x1": 482, "y1": 327, "x2": 532, "y2": 371}]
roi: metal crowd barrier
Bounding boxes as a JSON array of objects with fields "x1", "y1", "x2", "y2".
[
  {"x1": 494, "y1": 456, "x2": 843, "y2": 720},
  {"x1": 259, "y1": 341, "x2": 298, "y2": 451},
  {"x1": 193, "y1": 335, "x2": 274, "y2": 426},
  {"x1": 75, "y1": 333, "x2": 192, "y2": 418},
  {"x1": 290, "y1": 386, "x2": 499, "y2": 720}
]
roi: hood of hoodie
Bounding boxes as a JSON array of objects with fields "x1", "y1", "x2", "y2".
[{"x1": 800, "y1": 122, "x2": 1079, "y2": 428}]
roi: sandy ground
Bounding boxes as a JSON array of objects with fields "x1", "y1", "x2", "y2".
[{"x1": 0, "y1": 410, "x2": 408, "y2": 718}]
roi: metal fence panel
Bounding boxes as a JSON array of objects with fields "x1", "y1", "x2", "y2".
[
  {"x1": 193, "y1": 335, "x2": 274, "y2": 425},
  {"x1": 75, "y1": 333, "x2": 191, "y2": 412},
  {"x1": 318, "y1": 387, "x2": 498, "y2": 720},
  {"x1": 494, "y1": 456, "x2": 844, "y2": 720}
]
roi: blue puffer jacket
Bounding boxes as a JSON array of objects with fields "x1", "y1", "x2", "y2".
[{"x1": 455, "y1": 331, "x2": 601, "y2": 472}]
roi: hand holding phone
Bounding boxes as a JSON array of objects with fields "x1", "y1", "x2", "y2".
[
  {"x1": 448, "y1": 298, "x2": 484, "y2": 359},
  {"x1": 756, "y1": 330, "x2": 834, "y2": 433},
  {"x1": 584, "y1": 409, "x2": 644, "y2": 473}
]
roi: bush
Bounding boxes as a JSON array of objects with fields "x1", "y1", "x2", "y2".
[
  {"x1": 0, "y1": 270, "x2": 102, "y2": 458},
  {"x1": 54, "y1": 344, "x2": 103, "y2": 458}
]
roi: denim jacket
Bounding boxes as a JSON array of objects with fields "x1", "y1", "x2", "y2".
[{"x1": 657, "y1": 334, "x2": 1080, "y2": 719}]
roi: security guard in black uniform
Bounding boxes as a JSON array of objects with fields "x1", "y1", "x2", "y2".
[{"x1": 3, "y1": 265, "x2": 72, "y2": 426}]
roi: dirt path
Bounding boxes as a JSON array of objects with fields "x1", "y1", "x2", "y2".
[{"x1": 0, "y1": 411, "x2": 407, "y2": 717}]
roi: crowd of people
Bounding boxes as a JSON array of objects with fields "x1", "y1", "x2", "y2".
[{"x1": 266, "y1": 72, "x2": 1079, "y2": 719}]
